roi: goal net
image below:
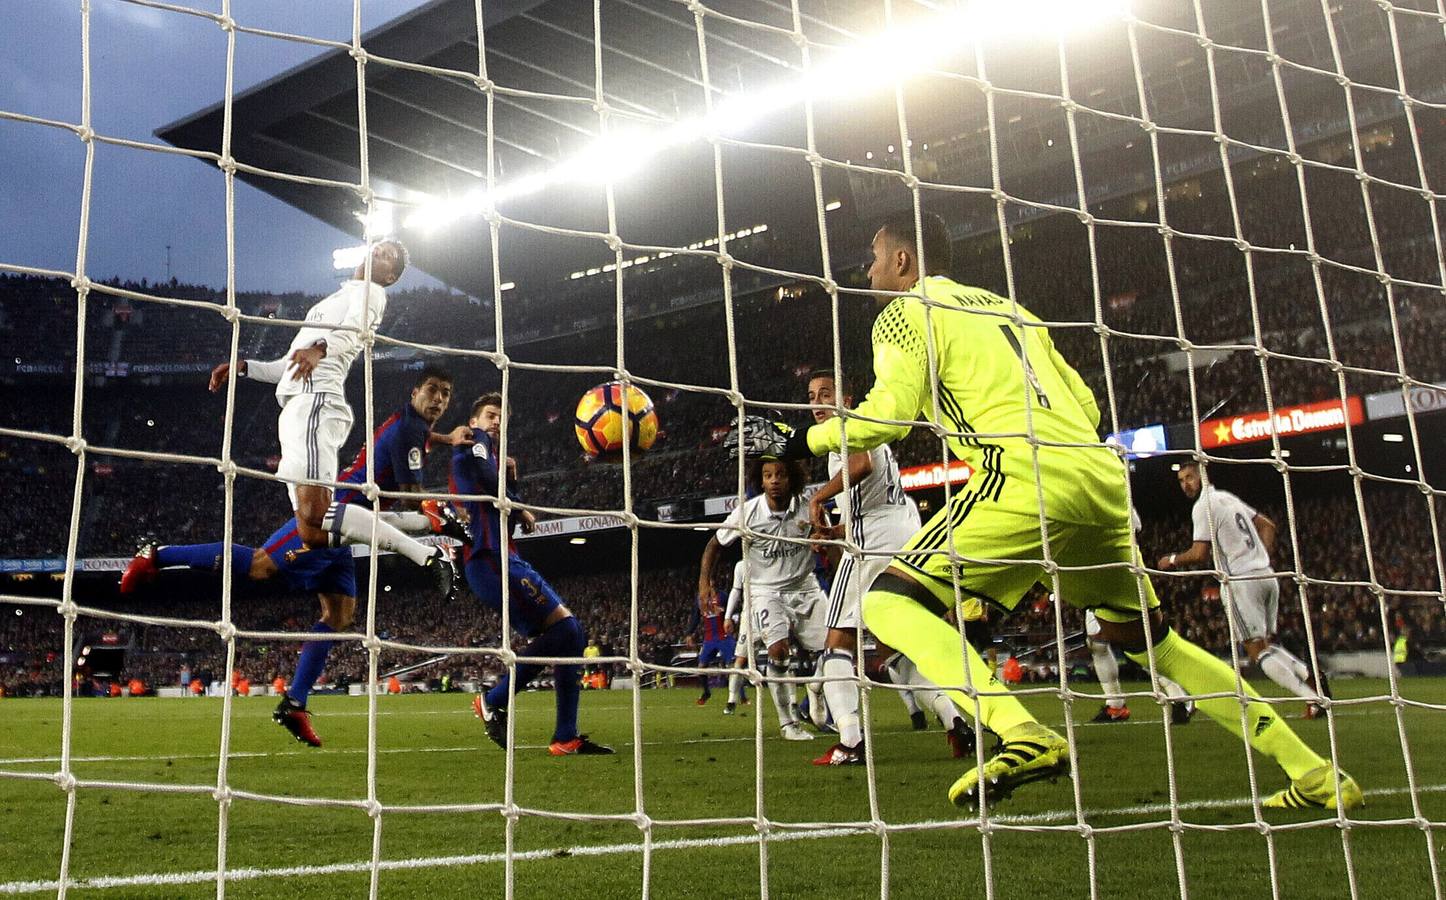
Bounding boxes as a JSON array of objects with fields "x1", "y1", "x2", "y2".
[{"x1": 0, "y1": 0, "x2": 1442, "y2": 897}]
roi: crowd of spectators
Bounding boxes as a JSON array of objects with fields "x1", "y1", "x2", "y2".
[
  {"x1": 3, "y1": 479, "x2": 1441, "y2": 697},
  {"x1": 2, "y1": 112, "x2": 1442, "y2": 693}
]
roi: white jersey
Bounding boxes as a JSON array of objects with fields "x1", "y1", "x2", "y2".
[
  {"x1": 257, "y1": 280, "x2": 389, "y2": 404},
  {"x1": 826, "y1": 444, "x2": 920, "y2": 551},
  {"x1": 1192, "y1": 487, "x2": 1270, "y2": 576},
  {"x1": 716, "y1": 491, "x2": 819, "y2": 593}
]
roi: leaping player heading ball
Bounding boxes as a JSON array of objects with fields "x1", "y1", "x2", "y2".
[{"x1": 207, "y1": 240, "x2": 459, "y2": 597}]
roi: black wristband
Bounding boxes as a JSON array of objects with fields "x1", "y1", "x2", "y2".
[{"x1": 784, "y1": 427, "x2": 812, "y2": 460}]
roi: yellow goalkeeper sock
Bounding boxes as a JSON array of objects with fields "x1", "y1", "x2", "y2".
[
  {"x1": 863, "y1": 586, "x2": 1035, "y2": 736},
  {"x1": 1127, "y1": 629, "x2": 1324, "y2": 780}
]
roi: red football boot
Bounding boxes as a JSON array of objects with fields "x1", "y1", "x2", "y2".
[{"x1": 119, "y1": 544, "x2": 159, "y2": 595}]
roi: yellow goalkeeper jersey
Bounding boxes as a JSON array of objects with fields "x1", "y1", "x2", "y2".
[{"x1": 805, "y1": 276, "x2": 1118, "y2": 521}]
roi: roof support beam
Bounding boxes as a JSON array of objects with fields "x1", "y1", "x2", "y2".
[
  {"x1": 369, "y1": 86, "x2": 553, "y2": 160},
  {"x1": 304, "y1": 109, "x2": 486, "y2": 181},
  {"x1": 468, "y1": 39, "x2": 670, "y2": 121},
  {"x1": 519, "y1": 11, "x2": 715, "y2": 97},
  {"x1": 612, "y1": 0, "x2": 799, "y2": 73}
]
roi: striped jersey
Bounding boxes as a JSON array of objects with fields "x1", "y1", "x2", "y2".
[
  {"x1": 333, "y1": 404, "x2": 430, "y2": 508},
  {"x1": 450, "y1": 428, "x2": 522, "y2": 559},
  {"x1": 826, "y1": 443, "x2": 920, "y2": 551}
]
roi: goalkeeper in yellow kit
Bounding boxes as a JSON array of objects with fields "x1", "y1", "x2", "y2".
[{"x1": 735, "y1": 211, "x2": 1360, "y2": 812}]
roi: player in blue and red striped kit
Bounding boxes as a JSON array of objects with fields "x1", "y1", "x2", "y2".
[
  {"x1": 456, "y1": 393, "x2": 612, "y2": 756},
  {"x1": 692, "y1": 593, "x2": 736, "y2": 705},
  {"x1": 119, "y1": 366, "x2": 469, "y2": 747}
]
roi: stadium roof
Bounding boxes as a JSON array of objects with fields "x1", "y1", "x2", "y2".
[
  {"x1": 156, "y1": 0, "x2": 892, "y2": 295},
  {"x1": 157, "y1": 0, "x2": 1439, "y2": 298}
]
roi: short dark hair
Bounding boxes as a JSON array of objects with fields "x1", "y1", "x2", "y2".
[
  {"x1": 806, "y1": 368, "x2": 855, "y2": 401},
  {"x1": 877, "y1": 210, "x2": 951, "y2": 276},
  {"x1": 746, "y1": 457, "x2": 808, "y2": 500},
  {"x1": 470, "y1": 392, "x2": 503, "y2": 420},
  {"x1": 376, "y1": 239, "x2": 409, "y2": 269},
  {"x1": 413, "y1": 363, "x2": 453, "y2": 389}
]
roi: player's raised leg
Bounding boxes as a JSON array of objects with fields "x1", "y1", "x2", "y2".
[{"x1": 119, "y1": 540, "x2": 254, "y2": 594}]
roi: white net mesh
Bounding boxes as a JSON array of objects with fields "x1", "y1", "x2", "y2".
[{"x1": 0, "y1": 0, "x2": 1444, "y2": 896}]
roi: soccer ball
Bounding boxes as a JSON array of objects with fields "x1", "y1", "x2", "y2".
[{"x1": 574, "y1": 381, "x2": 659, "y2": 459}]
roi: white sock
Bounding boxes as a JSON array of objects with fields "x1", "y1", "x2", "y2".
[
  {"x1": 885, "y1": 654, "x2": 922, "y2": 715},
  {"x1": 1090, "y1": 639, "x2": 1125, "y2": 709},
  {"x1": 377, "y1": 510, "x2": 431, "y2": 534},
  {"x1": 926, "y1": 690, "x2": 964, "y2": 729},
  {"x1": 1288, "y1": 652, "x2": 1311, "y2": 683},
  {"x1": 767, "y1": 661, "x2": 795, "y2": 729},
  {"x1": 890, "y1": 652, "x2": 966, "y2": 726},
  {"x1": 728, "y1": 670, "x2": 744, "y2": 703},
  {"x1": 323, "y1": 502, "x2": 436, "y2": 567},
  {"x1": 1157, "y1": 675, "x2": 1187, "y2": 700},
  {"x1": 1258, "y1": 646, "x2": 1319, "y2": 701},
  {"x1": 819, "y1": 650, "x2": 861, "y2": 748}
]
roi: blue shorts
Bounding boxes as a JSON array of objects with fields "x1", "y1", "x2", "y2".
[
  {"x1": 698, "y1": 638, "x2": 736, "y2": 667},
  {"x1": 262, "y1": 518, "x2": 357, "y2": 597},
  {"x1": 463, "y1": 552, "x2": 562, "y2": 637}
]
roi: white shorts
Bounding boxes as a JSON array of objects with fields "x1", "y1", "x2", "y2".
[
  {"x1": 275, "y1": 393, "x2": 353, "y2": 507},
  {"x1": 752, "y1": 588, "x2": 828, "y2": 653},
  {"x1": 825, "y1": 552, "x2": 895, "y2": 631},
  {"x1": 1224, "y1": 573, "x2": 1280, "y2": 643}
]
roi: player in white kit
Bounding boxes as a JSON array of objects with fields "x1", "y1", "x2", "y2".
[
  {"x1": 721, "y1": 560, "x2": 754, "y2": 714},
  {"x1": 804, "y1": 371, "x2": 927, "y2": 765},
  {"x1": 207, "y1": 241, "x2": 457, "y2": 596},
  {"x1": 1159, "y1": 463, "x2": 1324, "y2": 711},
  {"x1": 699, "y1": 458, "x2": 826, "y2": 741}
]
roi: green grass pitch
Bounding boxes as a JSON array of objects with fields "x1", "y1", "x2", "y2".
[{"x1": 1, "y1": 678, "x2": 1443, "y2": 898}]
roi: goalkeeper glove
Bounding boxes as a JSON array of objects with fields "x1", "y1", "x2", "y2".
[{"x1": 724, "y1": 414, "x2": 812, "y2": 460}]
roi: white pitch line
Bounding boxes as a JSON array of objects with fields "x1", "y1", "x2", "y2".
[{"x1": 1, "y1": 783, "x2": 1441, "y2": 895}]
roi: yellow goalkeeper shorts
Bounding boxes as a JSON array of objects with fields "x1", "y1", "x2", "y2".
[{"x1": 890, "y1": 459, "x2": 1158, "y2": 622}]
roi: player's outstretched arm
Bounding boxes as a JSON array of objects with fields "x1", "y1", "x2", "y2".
[
  {"x1": 697, "y1": 535, "x2": 723, "y2": 602},
  {"x1": 213, "y1": 345, "x2": 311, "y2": 391},
  {"x1": 430, "y1": 425, "x2": 474, "y2": 447},
  {"x1": 1158, "y1": 541, "x2": 1211, "y2": 571},
  {"x1": 207, "y1": 360, "x2": 238, "y2": 393}
]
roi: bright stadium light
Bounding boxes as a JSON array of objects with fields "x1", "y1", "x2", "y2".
[
  {"x1": 332, "y1": 245, "x2": 368, "y2": 270},
  {"x1": 398, "y1": 0, "x2": 1126, "y2": 235},
  {"x1": 404, "y1": 189, "x2": 490, "y2": 232},
  {"x1": 357, "y1": 203, "x2": 394, "y2": 238}
]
